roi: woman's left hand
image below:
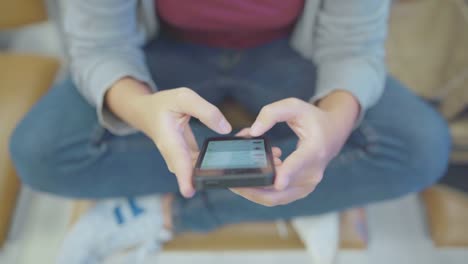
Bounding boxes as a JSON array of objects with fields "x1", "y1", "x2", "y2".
[{"x1": 232, "y1": 96, "x2": 355, "y2": 206}]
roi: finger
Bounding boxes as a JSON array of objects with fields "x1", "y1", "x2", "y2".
[
  {"x1": 250, "y1": 98, "x2": 308, "y2": 136},
  {"x1": 274, "y1": 147, "x2": 311, "y2": 191},
  {"x1": 182, "y1": 120, "x2": 200, "y2": 167},
  {"x1": 172, "y1": 88, "x2": 232, "y2": 134},
  {"x1": 274, "y1": 157, "x2": 282, "y2": 166},
  {"x1": 230, "y1": 186, "x2": 309, "y2": 207},
  {"x1": 183, "y1": 122, "x2": 199, "y2": 153},
  {"x1": 156, "y1": 131, "x2": 195, "y2": 198},
  {"x1": 272, "y1": 146, "x2": 282, "y2": 158},
  {"x1": 235, "y1": 128, "x2": 251, "y2": 137},
  {"x1": 191, "y1": 151, "x2": 200, "y2": 166}
]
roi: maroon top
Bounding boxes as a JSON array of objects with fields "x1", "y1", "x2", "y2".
[{"x1": 156, "y1": 0, "x2": 305, "y2": 49}]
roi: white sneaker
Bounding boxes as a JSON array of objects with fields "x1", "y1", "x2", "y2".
[
  {"x1": 57, "y1": 196, "x2": 172, "y2": 264},
  {"x1": 291, "y1": 213, "x2": 339, "y2": 264}
]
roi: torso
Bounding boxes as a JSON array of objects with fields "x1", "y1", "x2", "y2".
[{"x1": 156, "y1": 0, "x2": 305, "y2": 49}]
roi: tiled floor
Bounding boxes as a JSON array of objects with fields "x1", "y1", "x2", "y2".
[{"x1": 1, "y1": 187, "x2": 468, "y2": 264}]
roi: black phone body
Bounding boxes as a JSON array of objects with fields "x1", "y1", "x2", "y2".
[{"x1": 193, "y1": 136, "x2": 276, "y2": 190}]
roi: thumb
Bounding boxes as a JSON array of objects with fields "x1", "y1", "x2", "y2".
[
  {"x1": 250, "y1": 98, "x2": 306, "y2": 136},
  {"x1": 172, "y1": 88, "x2": 232, "y2": 134}
]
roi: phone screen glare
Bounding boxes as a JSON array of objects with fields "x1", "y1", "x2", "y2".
[{"x1": 200, "y1": 139, "x2": 267, "y2": 169}]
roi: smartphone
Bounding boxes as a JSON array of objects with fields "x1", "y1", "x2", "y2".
[{"x1": 193, "y1": 136, "x2": 276, "y2": 190}]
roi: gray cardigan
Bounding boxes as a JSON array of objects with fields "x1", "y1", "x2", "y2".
[{"x1": 63, "y1": 0, "x2": 390, "y2": 135}]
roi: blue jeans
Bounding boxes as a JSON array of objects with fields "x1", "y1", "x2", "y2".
[{"x1": 10, "y1": 35, "x2": 451, "y2": 233}]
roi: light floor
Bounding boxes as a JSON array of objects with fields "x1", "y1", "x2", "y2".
[{"x1": 1, "y1": 187, "x2": 468, "y2": 264}]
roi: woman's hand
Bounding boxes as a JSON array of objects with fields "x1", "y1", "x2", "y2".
[
  {"x1": 232, "y1": 92, "x2": 359, "y2": 206},
  {"x1": 106, "y1": 78, "x2": 232, "y2": 198}
]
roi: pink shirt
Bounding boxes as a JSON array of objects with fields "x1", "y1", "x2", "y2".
[{"x1": 156, "y1": 0, "x2": 305, "y2": 49}]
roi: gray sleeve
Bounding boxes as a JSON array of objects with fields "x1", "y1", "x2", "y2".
[
  {"x1": 63, "y1": 0, "x2": 156, "y2": 135},
  {"x1": 311, "y1": 0, "x2": 390, "y2": 127}
]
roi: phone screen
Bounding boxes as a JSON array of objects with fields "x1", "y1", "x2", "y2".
[{"x1": 200, "y1": 139, "x2": 268, "y2": 169}]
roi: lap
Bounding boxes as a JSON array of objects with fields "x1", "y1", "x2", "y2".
[
  {"x1": 10, "y1": 35, "x2": 450, "y2": 199},
  {"x1": 143, "y1": 35, "x2": 229, "y2": 104},
  {"x1": 17, "y1": 33, "x2": 447, "y2": 149}
]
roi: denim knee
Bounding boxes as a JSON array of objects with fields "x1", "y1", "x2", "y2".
[
  {"x1": 402, "y1": 106, "x2": 451, "y2": 192},
  {"x1": 9, "y1": 78, "x2": 86, "y2": 193},
  {"x1": 9, "y1": 106, "x2": 57, "y2": 192}
]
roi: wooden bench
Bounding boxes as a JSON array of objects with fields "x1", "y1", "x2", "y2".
[
  {"x1": 0, "y1": 54, "x2": 59, "y2": 247},
  {"x1": 423, "y1": 185, "x2": 468, "y2": 247},
  {"x1": 0, "y1": 0, "x2": 60, "y2": 248},
  {"x1": 388, "y1": 0, "x2": 468, "y2": 248}
]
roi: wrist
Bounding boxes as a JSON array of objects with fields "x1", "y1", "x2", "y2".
[
  {"x1": 316, "y1": 91, "x2": 360, "y2": 147},
  {"x1": 105, "y1": 77, "x2": 153, "y2": 132},
  {"x1": 106, "y1": 77, "x2": 152, "y2": 106},
  {"x1": 318, "y1": 91, "x2": 359, "y2": 127}
]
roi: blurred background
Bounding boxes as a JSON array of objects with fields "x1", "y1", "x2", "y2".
[{"x1": 0, "y1": 0, "x2": 467, "y2": 263}]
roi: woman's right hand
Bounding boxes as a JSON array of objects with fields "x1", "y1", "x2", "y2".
[{"x1": 106, "y1": 78, "x2": 232, "y2": 198}]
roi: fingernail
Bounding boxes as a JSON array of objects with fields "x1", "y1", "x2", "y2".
[
  {"x1": 219, "y1": 119, "x2": 231, "y2": 134},
  {"x1": 183, "y1": 188, "x2": 195, "y2": 198}
]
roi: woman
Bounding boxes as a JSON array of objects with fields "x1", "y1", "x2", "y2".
[{"x1": 9, "y1": 0, "x2": 450, "y2": 262}]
